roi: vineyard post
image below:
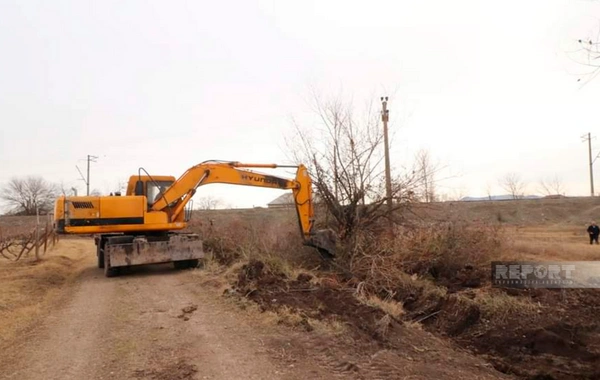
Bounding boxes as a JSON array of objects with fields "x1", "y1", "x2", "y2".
[
  {"x1": 50, "y1": 214, "x2": 55, "y2": 247},
  {"x1": 55, "y1": 213, "x2": 59, "y2": 244},
  {"x1": 43, "y1": 216, "x2": 49, "y2": 254},
  {"x1": 34, "y1": 206, "x2": 40, "y2": 260}
]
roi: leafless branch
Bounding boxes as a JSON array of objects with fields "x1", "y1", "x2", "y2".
[
  {"x1": 498, "y1": 172, "x2": 527, "y2": 200},
  {"x1": 538, "y1": 174, "x2": 565, "y2": 196}
]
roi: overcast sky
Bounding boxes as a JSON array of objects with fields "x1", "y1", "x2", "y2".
[{"x1": 2, "y1": 0, "x2": 600, "y2": 209}]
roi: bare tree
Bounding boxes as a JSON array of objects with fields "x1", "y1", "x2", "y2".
[
  {"x1": 499, "y1": 172, "x2": 527, "y2": 200},
  {"x1": 196, "y1": 195, "x2": 222, "y2": 210},
  {"x1": 485, "y1": 182, "x2": 493, "y2": 201},
  {"x1": 105, "y1": 178, "x2": 128, "y2": 195},
  {"x1": 437, "y1": 189, "x2": 465, "y2": 202},
  {"x1": 574, "y1": 35, "x2": 600, "y2": 84},
  {"x1": 538, "y1": 174, "x2": 566, "y2": 196},
  {"x1": 58, "y1": 181, "x2": 74, "y2": 196},
  {"x1": 286, "y1": 90, "x2": 420, "y2": 247},
  {"x1": 568, "y1": 15, "x2": 600, "y2": 84},
  {"x1": 414, "y1": 149, "x2": 443, "y2": 202},
  {"x1": 0, "y1": 176, "x2": 59, "y2": 215}
]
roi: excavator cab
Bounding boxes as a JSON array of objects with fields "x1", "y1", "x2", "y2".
[
  {"x1": 146, "y1": 181, "x2": 174, "y2": 208},
  {"x1": 126, "y1": 176, "x2": 176, "y2": 210}
]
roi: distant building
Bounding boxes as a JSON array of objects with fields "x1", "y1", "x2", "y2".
[
  {"x1": 267, "y1": 193, "x2": 294, "y2": 208},
  {"x1": 543, "y1": 194, "x2": 566, "y2": 199}
]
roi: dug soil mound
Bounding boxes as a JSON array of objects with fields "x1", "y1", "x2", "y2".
[
  {"x1": 231, "y1": 259, "x2": 600, "y2": 380},
  {"x1": 461, "y1": 289, "x2": 600, "y2": 380},
  {"x1": 401, "y1": 285, "x2": 600, "y2": 380},
  {"x1": 235, "y1": 260, "x2": 392, "y2": 341}
]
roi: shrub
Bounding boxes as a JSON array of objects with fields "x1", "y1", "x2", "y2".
[{"x1": 350, "y1": 221, "x2": 506, "y2": 289}]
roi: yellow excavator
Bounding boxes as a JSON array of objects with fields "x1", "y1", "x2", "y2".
[{"x1": 53, "y1": 160, "x2": 336, "y2": 277}]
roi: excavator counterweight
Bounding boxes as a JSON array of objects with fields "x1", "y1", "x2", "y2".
[{"x1": 54, "y1": 161, "x2": 336, "y2": 277}]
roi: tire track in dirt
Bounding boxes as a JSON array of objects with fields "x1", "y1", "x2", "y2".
[
  {"x1": 111, "y1": 268, "x2": 295, "y2": 380},
  {"x1": 1, "y1": 265, "x2": 119, "y2": 380}
]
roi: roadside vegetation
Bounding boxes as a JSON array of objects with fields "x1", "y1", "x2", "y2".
[{"x1": 189, "y1": 204, "x2": 600, "y2": 380}]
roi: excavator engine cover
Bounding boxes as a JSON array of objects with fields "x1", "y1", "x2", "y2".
[{"x1": 105, "y1": 234, "x2": 204, "y2": 267}]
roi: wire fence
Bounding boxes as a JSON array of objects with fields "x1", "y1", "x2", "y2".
[{"x1": 0, "y1": 214, "x2": 59, "y2": 261}]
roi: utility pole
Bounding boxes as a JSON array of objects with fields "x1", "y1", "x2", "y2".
[
  {"x1": 76, "y1": 154, "x2": 98, "y2": 196},
  {"x1": 582, "y1": 133, "x2": 595, "y2": 196},
  {"x1": 86, "y1": 154, "x2": 93, "y2": 196},
  {"x1": 381, "y1": 96, "x2": 392, "y2": 210}
]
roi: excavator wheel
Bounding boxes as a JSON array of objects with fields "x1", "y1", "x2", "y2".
[
  {"x1": 97, "y1": 241, "x2": 105, "y2": 269},
  {"x1": 173, "y1": 259, "x2": 199, "y2": 270},
  {"x1": 103, "y1": 250, "x2": 119, "y2": 278},
  {"x1": 97, "y1": 252, "x2": 104, "y2": 269},
  {"x1": 173, "y1": 260, "x2": 188, "y2": 270}
]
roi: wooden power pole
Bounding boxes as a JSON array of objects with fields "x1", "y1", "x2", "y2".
[
  {"x1": 381, "y1": 97, "x2": 392, "y2": 210},
  {"x1": 582, "y1": 133, "x2": 595, "y2": 196}
]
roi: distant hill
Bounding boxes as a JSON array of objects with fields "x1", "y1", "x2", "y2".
[
  {"x1": 460, "y1": 194, "x2": 543, "y2": 201},
  {"x1": 187, "y1": 196, "x2": 600, "y2": 227}
]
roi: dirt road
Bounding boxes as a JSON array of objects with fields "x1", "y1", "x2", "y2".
[{"x1": 0, "y1": 239, "x2": 510, "y2": 380}]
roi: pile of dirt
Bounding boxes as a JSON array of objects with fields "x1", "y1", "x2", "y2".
[
  {"x1": 133, "y1": 360, "x2": 197, "y2": 380},
  {"x1": 230, "y1": 259, "x2": 600, "y2": 380},
  {"x1": 399, "y1": 285, "x2": 600, "y2": 380},
  {"x1": 234, "y1": 260, "x2": 395, "y2": 341},
  {"x1": 458, "y1": 289, "x2": 600, "y2": 380}
]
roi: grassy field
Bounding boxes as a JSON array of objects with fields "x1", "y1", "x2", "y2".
[{"x1": 505, "y1": 224, "x2": 600, "y2": 261}]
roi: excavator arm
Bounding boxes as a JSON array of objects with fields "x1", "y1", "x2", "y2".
[{"x1": 149, "y1": 161, "x2": 335, "y2": 258}]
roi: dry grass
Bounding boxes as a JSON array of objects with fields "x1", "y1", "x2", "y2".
[
  {"x1": 256, "y1": 306, "x2": 348, "y2": 336},
  {"x1": 355, "y1": 283, "x2": 405, "y2": 320},
  {"x1": 473, "y1": 289, "x2": 540, "y2": 322},
  {"x1": 403, "y1": 320, "x2": 424, "y2": 330},
  {"x1": 197, "y1": 214, "x2": 321, "y2": 270},
  {"x1": 0, "y1": 237, "x2": 92, "y2": 347},
  {"x1": 505, "y1": 225, "x2": 600, "y2": 261}
]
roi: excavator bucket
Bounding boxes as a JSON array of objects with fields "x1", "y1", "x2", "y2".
[{"x1": 305, "y1": 229, "x2": 337, "y2": 259}]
